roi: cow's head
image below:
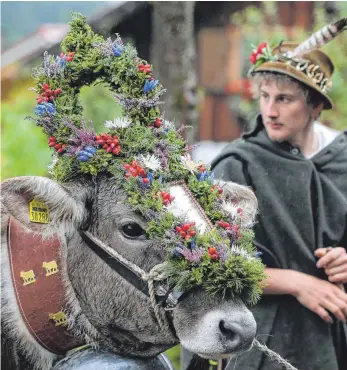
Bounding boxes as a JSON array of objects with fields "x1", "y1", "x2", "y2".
[
  {"x1": 2, "y1": 174, "x2": 259, "y2": 360},
  {"x1": 1, "y1": 13, "x2": 265, "y2": 366}
]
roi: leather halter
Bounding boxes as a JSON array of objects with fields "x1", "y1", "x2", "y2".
[
  {"x1": 79, "y1": 230, "x2": 183, "y2": 336},
  {"x1": 7, "y1": 217, "x2": 82, "y2": 354}
]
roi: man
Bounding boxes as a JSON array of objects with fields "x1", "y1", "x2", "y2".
[{"x1": 210, "y1": 36, "x2": 347, "y2": 370}]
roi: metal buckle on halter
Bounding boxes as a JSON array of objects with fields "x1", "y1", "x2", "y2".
[
  {"x1": 164, "y1": 287, "x2": 184, "y2": 311},
  {"x1": 164, "y1": 293, "x2": 179, "y2": 311},
  {"x1": 154, "y1": 285, "x2": 170, "y2": 305}
]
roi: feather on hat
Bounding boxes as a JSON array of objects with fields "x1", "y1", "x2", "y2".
[{"x1": 249, "y1": 18, "x2": 347, "y2": 110}]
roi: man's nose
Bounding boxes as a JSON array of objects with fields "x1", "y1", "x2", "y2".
[{"x1": 266, "y1": 101, "x2": 279, "y2": 118}]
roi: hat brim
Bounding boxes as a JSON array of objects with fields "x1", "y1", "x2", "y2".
[{"x1": 252, "y1": 62, "x2": 333, "y2": 110}]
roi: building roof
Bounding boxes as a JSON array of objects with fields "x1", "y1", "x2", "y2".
[
  {"x1": 1, "y1": 1, "x2": 145, "y2": 69},
  {"x1": 1, "y1": 24, "x2": 69, "y2": 68}
]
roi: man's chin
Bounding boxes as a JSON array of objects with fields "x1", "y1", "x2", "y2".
[{"x1": 267, "y1": 133, "x2": 285, "y2": 143}]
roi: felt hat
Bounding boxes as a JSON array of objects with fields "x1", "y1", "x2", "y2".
[{"x1": 248, "y1": 18, "x2": 347, "y2": 110}]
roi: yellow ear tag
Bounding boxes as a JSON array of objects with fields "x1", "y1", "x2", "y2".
[{"x1": 29, "y1": 199, "x2": 50, "y2": 224}]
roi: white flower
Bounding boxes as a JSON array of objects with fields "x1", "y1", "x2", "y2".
[
  {"x1": 136, "y1": 154, "x2": 162, "y2": 172},
  {"x1": 180, "y1": 154, "x2": 201, "y2": 174},
  {"x1": 230, "y1": 246, "x2": 254, "y2": 260},
  {"x1": 163, "y1": 120, "x2": 175, "y2": 130},
  {"x1": 47, "y1": 153, "x2": 59, "y2": 175},
  {"x1": 104, "y1": 117, "x2": 132, "y2": 129},
  {"x1": 221, "y1": 200, "x2": 242, "y2": 220}
]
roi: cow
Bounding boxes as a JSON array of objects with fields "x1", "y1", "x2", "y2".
[{"x1": 1, "y1": 175, "x2": 258, "y2": 370}]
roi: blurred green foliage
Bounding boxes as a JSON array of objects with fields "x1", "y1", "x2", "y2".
[
  {"x1": 165, "y1": 345, "x2": 181, "y2": 370},
  {"x1": 1, "y1": 80, "x2": 52, "y2": 179},
  {"x1": 230, "y1": 2, "x2": 347, "y2": 131},
  {"x1": 1, "y1": 81, "x2": 122, "y2": 180}
]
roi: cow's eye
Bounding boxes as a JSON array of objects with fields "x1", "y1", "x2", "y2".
[{"x1": 121, "y1": 222, "x2": 146, "y2": 239}]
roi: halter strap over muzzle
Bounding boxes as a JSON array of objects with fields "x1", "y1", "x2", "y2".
[{"x1": 79, "y1": 230, "x2": 184, "y2": 336}]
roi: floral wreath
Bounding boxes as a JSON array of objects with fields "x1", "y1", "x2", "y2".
[{"x1": 27, "y1": 13, "x2": 265, "y2": 305}]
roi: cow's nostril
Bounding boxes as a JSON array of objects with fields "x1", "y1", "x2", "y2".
[{"x1": 219, "y1": 320, "x2": 242, "y2": 349}]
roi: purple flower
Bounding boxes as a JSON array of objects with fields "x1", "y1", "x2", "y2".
[
  {"x1": 63, "y1": 118, "x2": 96, "y2": 155},
  {"x1": 172, "y1": 246, "x2": 205, "y2": 264}
]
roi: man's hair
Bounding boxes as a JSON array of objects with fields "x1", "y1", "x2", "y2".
[{"x1": 250, "y1": 72, "x2": 324, "y2": 108}]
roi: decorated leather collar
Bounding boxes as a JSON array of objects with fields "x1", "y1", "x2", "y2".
[{"x1": 7, "y1": 217, "x2": 82, "y2": 355}]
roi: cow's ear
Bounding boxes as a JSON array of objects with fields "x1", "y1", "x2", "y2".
[{"x1": 1, "y1": 176, "x2": 89, "y2": 234}]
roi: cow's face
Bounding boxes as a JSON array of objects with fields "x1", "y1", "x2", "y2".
[{"x1": 2, "y1": 175, "x2": 257, "y2": 359}]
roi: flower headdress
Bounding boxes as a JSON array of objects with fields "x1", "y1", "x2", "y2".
[
  {"x1": 248, "y1": 18, "x2": 347, "y2": 110},
  {"x1": 27, "y1": 13, "x2": 265, "y2": 305}
]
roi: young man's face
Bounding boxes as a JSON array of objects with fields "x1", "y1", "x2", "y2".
[{"x1": 259, "y1": 79, "x2": 322, "y2": 144}]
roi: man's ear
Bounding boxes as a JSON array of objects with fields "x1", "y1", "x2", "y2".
[
  {"x1": 312, "y1": 102, "x2": 324, "y2": 120},
  {"x1": 1, "y1": 176, "x2": 89, "y2": 235}
]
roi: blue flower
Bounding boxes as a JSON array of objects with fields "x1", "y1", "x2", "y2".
[
  {"x1": 144, "y1": 79, "x2": 159, "y2": 93},
  {"x1": 172, "y1": 247, "x2": 182, "y2": 258},
  {"x1": 255, "y1": 251, "x2": 263, "y2": 259},
  {"x1": 197, "y1": 171, "x2": 209, "y2": 182},
  {"x1": 112, "y1": 45, "x2": 124, "y2": 57},
  {"x1": 190, "y1": 239, "x2": 196, "y2": 249},
  {"x1": 34, "y1": 103, "x2": 56, "y2": 116},
  {"x1": 147, "y1": 172, "x2": 154, "y2": 183},
  {"x1": 77, "y1": 146, "x2": 97, "y2": 162},
  {"x1": 138, "y1": 171, "x2": 154, "y2": 187},
  {"x1": 197, "y1": 170, "x2": 214, "y2": 183},
  {"x1": 77, "y1": 155, "x2": 90, "y2": 162},
  {"x1": 55, "y1": 55, "x2": 66, "y2": 67}
]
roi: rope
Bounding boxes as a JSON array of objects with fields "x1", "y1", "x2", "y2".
[
  {"x1": 253, "y1": 339, "x2": 298, "y2": 370},
  {"x1": 144, "y1": 263, "x2": 173, "y2": 332},
  {"x1": 84, "y1": 232, "x2": 172, "y2": 332}
]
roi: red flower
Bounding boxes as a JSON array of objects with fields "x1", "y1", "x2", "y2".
[
  {"x1": 249, "y1": 42, "x2": 268, "y2": 65},
  {"x1": 138, "y1": 63, "x2": 151, "y2": 74},
  {"x1": 249, "y1": 52, "x2": 258, "y2": 64},
  {"x1": 257, "y1": 42, "x2": 267, "y2": 54},
  {"x1": 175, "y1": 222, "x2": 196, "y2": 240},
  {"x1": 208, "y1": 247, "x2": 220, "y2": 260},
  {"x1": 96, "y1": 133, "x2": 121, "y2": 155}
]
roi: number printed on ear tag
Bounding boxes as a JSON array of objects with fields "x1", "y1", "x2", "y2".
[{"x1": 29, "y1": 199, "x2": 50, "y2": 224}]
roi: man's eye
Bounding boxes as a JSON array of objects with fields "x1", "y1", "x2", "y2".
[{"x1": 121, "y1": 222, "x2": 146, "y2": 239}]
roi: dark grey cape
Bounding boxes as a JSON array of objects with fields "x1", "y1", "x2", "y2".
[{"x1": 211, "y1": 116, "x2": 347, "y2": 370}]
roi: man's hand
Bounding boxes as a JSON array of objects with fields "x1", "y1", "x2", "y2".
[
  {"x1": 315, "y1": 247, "x2": 347, "y2": 284},
  {"x1": 292, "y1": 272, "x2": 347, "y2": 324}
]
